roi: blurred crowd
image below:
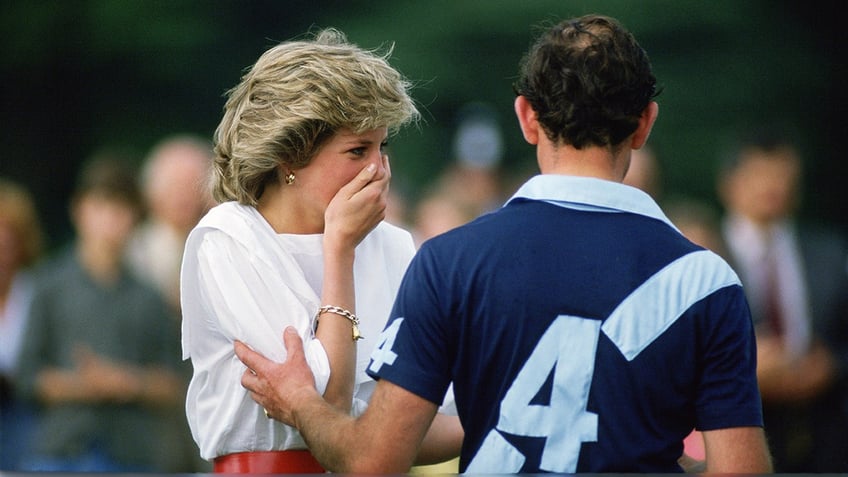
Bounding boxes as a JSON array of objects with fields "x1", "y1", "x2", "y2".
[
  {"x1": 625, "y1": 127, "x2": 848, "y2": 472},
  {"x1": 1, "y1": 135, "x2": 215, "y2": 472},
  {"x1": 1, "y1": 113, "x2": 847, "y2": 472}
]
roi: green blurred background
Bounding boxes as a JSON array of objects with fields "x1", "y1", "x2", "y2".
[{"x1": 2, "y1": 0, "x2": 845, "y2": 249}]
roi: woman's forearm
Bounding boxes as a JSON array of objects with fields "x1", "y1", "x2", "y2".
[{"x1": 315, "y1": 244, "x2": 357, "y2": 412}]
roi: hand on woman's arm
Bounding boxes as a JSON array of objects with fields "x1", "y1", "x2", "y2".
[{"x1": 237, "y1": 329, "x2": 439, "y2": 473}]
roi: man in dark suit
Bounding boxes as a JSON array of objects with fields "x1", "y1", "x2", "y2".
[{"x1": 718, "y1": 127, "x2": 848, "y2": 472}]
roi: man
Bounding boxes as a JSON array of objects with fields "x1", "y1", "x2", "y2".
[
  {"x1": 16, "y1": 152, "x2": 183, "y2": 471},
  {"x1": 235, "y1": 14, "x2": 772, "y2": 473},
  {"x1": 125, "y1": 135, "x2": 215, "y2": 472},
  {"x1": 718, "y1": 128, "x2": 848, "y2": 472},
  {"x1": 126, "y1": 134, "x2": 214, "y2": 314}
]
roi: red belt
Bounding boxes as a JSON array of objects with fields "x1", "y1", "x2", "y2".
[{"x1": 214, "y1": 450, "x2": 325, "y2": 474}]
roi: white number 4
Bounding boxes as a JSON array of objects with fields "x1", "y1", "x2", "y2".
[
  {"x1": 368, "y1": 318, "x2": 403, "y2": 373},
  {"x1": 466, "y1": 315, "x2": 600, "y2": 473}
]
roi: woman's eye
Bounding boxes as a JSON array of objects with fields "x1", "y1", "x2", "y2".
[{"x1": 348, "y1": 141, "x2": 387, "y2": 157}]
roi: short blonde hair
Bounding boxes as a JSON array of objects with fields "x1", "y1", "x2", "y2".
[
  {"x1": 0, "y1": 178, "x2": 44, "y2": 267},
  {"x1": 213, "y1": 28, "x2": 419, "y2": 205}
]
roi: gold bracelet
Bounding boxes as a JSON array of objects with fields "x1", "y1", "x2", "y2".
[{"x1": 315, "y1": 305, "x2": 363, "y2": 341}]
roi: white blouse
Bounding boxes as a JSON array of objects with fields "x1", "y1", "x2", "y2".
[{"x1": 180, "y1": 202, "x2": 416, "y2": 460}]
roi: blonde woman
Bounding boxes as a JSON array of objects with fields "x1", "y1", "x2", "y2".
[{"x1": 180, "y1": 29, "x2": 460, "y2": 473}]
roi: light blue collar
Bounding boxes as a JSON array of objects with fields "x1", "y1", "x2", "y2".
[{"x1": 506, "y1": 174, "x2": 677, "y2": 230}]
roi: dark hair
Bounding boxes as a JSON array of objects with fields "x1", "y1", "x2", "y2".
[
  {"x1": 718, "y1": 123, "x2": 802, "y2": 177},
  {"x1": 514, "y1": 14, "x2": 659, "y2": 149},
  {"x1": 73, "y1": 149, "x2": 144, "y2": 214}
]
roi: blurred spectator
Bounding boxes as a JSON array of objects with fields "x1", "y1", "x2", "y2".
[
  {"x1": 0, "y1": 178, "x2": 45, "y2": 470},
  {"x1": 124, "y1": 134, "x2": 214, "y2": 473},
  {"x1": 717, "y1": 127, "x2": 848, "y2": 472},
  {"x1": 411, "y1": 187, "x2": 476, "y2": 247},
  {"x1": 412, "y1": 102, "x2": 505, "y2": 246},
  {"x1": 126, "y1": 134, "x2": 214, "y2": 313},
  {"x1": 15, "y1": 151, "x2": 183, "y2": 472},
  {"x1": 623, "y1": 143, "x2": 662, "y2": 200},
  {"x1": 438, "y1": 102, "x2": 505, "y2": 216},
  {"x1": 664, "y1": 196, "x2": 727, "y2": 258},
  {"x1": 385, "y1": 186, "x2": 412, "y2": 229}
]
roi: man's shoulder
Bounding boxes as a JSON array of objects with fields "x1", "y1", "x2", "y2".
[
  {"x1": 30, "y1": 247, "x2": 80, "y2": 290},
  {"x1": 797, "y1": 221, "x2": 848, "y2": 250}
]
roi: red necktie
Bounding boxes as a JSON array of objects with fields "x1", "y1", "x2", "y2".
[{"x1": 762, "y1": 242, "x2": 783, "y2": 337}]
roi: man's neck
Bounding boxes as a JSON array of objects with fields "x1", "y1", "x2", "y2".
[
  {"x1": 536, "y1": 138, "x2": 629, "y2": 182},
  {"x1": 77, "y1": 241, "x2": 123, "y2": 285}
]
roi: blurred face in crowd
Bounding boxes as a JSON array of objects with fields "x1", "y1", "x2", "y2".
[
  {"x1": 146, "y1": 143, "x2": 212, "y2": 233},
  {"x1": 623, "y1": 146, "x2": 661, "y2": 199},
  {"x1": 73, "y1": 193, "x2": 139, "y2": 255},
  {"x1": 721, "y1": 146, "x2": 801, "y2": 226},
  {"x1": 0, "y1": 221, "x2": 21, "y2": 279}
]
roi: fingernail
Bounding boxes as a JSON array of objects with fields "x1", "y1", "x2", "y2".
[{"x1": 366, "y1": 163, "x2": 376, "y2": 173}]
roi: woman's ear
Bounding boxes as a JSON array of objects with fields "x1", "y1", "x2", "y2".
[{"x1": 514, "y1": 95, "x2": 540, "y2": 145}]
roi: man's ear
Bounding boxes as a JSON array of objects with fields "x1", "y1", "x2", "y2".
[
  {"x1": 631, "y1": 101, "x2": 659, "y2": 150},
  {"x1": 514, "y1": 95, "x2": 540, "y2": 145}
]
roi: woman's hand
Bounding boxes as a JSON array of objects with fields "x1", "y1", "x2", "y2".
[{"x1": 323, "y1": 155, "x2": 391, "y2": 255}]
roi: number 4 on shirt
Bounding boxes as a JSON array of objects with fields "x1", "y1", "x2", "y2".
[
  {"x1": 369, "y1": 318, "x2": 403, "y2": 373},
  {"x1": 466, "y1": 315, "x2": 600, "y2": 473},
  {"x1": 369, "y1": 314, "x2": 601, "y2": 473}
]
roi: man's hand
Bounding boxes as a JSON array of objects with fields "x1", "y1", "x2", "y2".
[
  {"x1": 237, "y1": 326, "x2": 447, "y2": 473},
  {"x1": 756, "y1": 336, "x2": 835, "y2": 403},
  {"x1": 235, "y1": 327, "x2": 321, "y2": 426},
  {"x1": 74, "y1": 345, "x2": 145, "y2": 402},
  {"x1": 37, "y1": 346, "x2": 181, "y2": 406}
]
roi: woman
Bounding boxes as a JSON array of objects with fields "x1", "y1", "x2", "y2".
[
  {"x1": 0, "y1": 178, "x2": 44, "y2": 470},
  {"x1": 181, "y1": 29, "x2": 458, "y2": 473}
]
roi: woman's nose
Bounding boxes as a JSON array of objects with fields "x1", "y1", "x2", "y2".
[{"x1": 369, "y1": 151, "x2": 386, "y2": 174}]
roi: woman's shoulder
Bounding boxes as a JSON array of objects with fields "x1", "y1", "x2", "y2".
[
  {"x1": 196, "y1": 201, "x2": 257, "y2": 229},
  {"x1": 189, "y1": 202, "x2": 269, "y2": 248}
]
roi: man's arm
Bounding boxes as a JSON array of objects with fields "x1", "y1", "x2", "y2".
[
  {"x1": 702, "y1": 426, "x2": 772, "y2": 473},
  {"x1": 235, "y1": 326, "x2": 439, "y2": 473},
  {"x1": 416, "y1": 412, "x2": 463, "y2": 465}
]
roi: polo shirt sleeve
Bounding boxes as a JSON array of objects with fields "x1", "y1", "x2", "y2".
[
  {"x1": 366, "y1": 244, "x2": 454, "y2": 406},
  {"x1": 694, "y1": 284, "x2": 763, "y2": 430}
]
